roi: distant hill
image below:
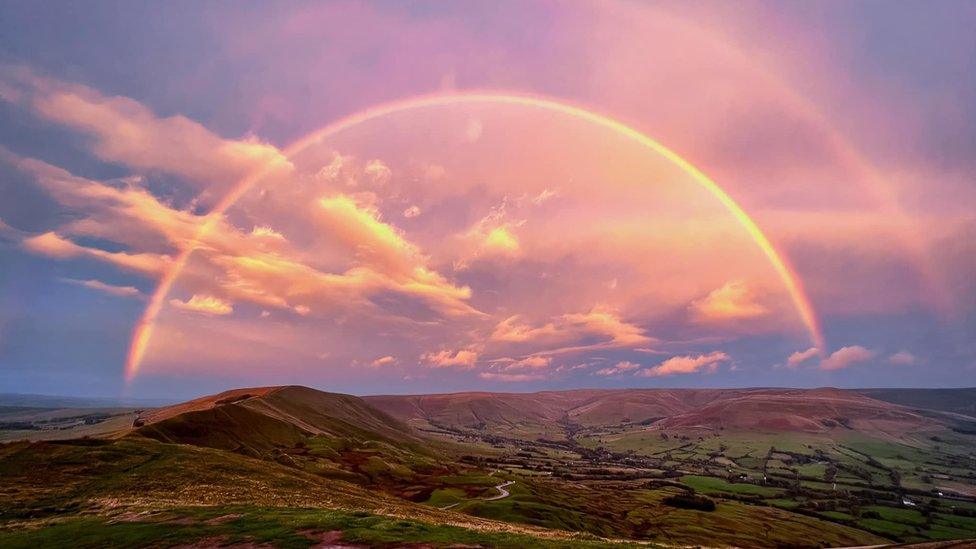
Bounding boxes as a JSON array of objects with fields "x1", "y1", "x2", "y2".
[
  {"x1": 366, "y1": 387, "x2": 947, "y2": 437},
  {"x1": 856, "y1": 388, "x2": 976, "y2": 418},
  {"x1": 0, "y1": 393, "x2": 173, "y2": 408}
]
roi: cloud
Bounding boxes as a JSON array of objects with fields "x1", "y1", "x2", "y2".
[
  {"x1": 364, "y1": 159, "x2": 392, "y2": 184},
  {"x1": 61, "y1": 278, "x2": 143, "y2": 298},
  {"x1": 22, "y1": 231, "x2": 170, "y2": 275},
  {"x1": 370, "y1": 355, "x2": 397, "y2": 367},
  {"x1": 313, "y1": 194, "x2": 479, "y2": 317},
  {"x1": 490, "y1": 308, "x2": 652, "y2": 356},
  {"x1": 482, "y1": 226, "x2": 520, "y2": 254},
  {"x1": 786, "y1": 346, "x2": 820, "y2": 368},
  {"x1": 454, "y1": 201, "x2": 524, "y2": 266},
  {"x1": 422, "y1": 348, "x2": 479, "y2": 369},
  {"x1": 638, "y1": 351, "x2": 729, "y2": 377},
  {"x1": 251, "y1": 226, "x2": 285, "y2": 240},
  {"x1": 501, "y1": 355, "x2": 552, "y2": 371},
  {"x1": 0, "y1": 66, "x2": 291, "y2": 191},
  {"x1": 8, "y1": 150, "x2": 481, "y2": 327},
  {"x1": 820, "y1": 345, "x2": 876, "y2": 371},
  {"x1": 478, "y1": 372, "x2": 545, "y2": 382},
  {"x1": 169, "y1": 294, "x2": 234, "y2": 316},
  {"x1": 689, "y1": 280, "x2": 768, "y2": 322},
  {"x1": 888, "y1": 350, "x2": 917, "y2": 366},
  {"x1": 465, "y1": 118, "x2": 483, "y2": 142},
  {"x1": 594, "y1": 360, "x2": 641, "y2": 376},
  {"x1": 532, "y1": 188, "x2": 558, "y2": 205}
]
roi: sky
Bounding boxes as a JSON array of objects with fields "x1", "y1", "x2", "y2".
[{"x1": 0, "y1": 1, "x2": 974, "y2": 399}]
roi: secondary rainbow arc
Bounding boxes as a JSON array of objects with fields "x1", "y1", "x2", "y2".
[{"x1": 124, "y1": 91, "x2": 826, "y2": 381}]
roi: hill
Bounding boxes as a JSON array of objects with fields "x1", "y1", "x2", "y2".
[
  {"x1": 365, "y1": 387, "x2": 943, "y2": 438},
  {"x1": 0, "y1": 437, "x2": 612, "y2": 548},
  {"x1": 857, "y1": 388, "x2": 976, "y2": 418},
  {"x1": 134, "y1": 385, "x2": 425, "y2": 456},
  {"x1": 4, "y1": 386, "x2": 974, "y2": 547}
]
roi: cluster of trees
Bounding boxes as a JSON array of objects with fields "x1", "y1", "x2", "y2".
[{"x1": 663, "y1": 493, "x2": 716, "y2": 511}]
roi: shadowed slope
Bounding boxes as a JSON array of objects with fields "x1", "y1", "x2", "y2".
[{"x1": 133, "y1": 386, "x2": 427, "y2": 457}]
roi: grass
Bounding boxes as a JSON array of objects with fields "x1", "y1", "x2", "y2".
[
  {"x1": 0, "y1": 506, "x2": 639, "y2": 549},
  {"x1": 424, "y1": 488, "x2": 466, "y2": 508},
  {"x1": 680, "y1": 475, "x2": 782, "y2": 497}
]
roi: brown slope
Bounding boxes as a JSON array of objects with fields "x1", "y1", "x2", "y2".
[
  {"x1": 564, "y1": 388, "x2": 735, "y2": 424},
  {"x1": 366, "y1": 389, "x2": 742, "y2": 429},
  {"x1": 655, "y1": 387, "x2": 941, "y2": 434},
  {"x1": 364, "y1": 389, "x2": 608, "y2": 431},
  {"x1": 133, "y1": 385, "x2": 424, "y2": 456},
  {"x1": 367, "y1": 387, "x2": 947, "y2": 436}
]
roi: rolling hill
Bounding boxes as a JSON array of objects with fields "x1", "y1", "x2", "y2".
[
  {"x1": 133, "y1": 385, "x2": 426, "y2": 456},
  {"x1": 365, "y1": 387, "x2": 946, "y2": 438},
  {"x1": 3, "y1": 386, "x2": 975, "y2": 547}
]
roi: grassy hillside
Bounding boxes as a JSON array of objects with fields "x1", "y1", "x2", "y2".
[
  {"x1": 0, "y1": 437, "x2": 628, "y2": 548},
  {"x1": 5, "y1": 386, "x2": 976, "y2": 547}
]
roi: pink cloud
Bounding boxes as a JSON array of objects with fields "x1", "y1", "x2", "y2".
[
  {"x1": 786, "y1": 346, "x2": 820, "y2": 368},
  {"x1": 22, "y1": 231, "x2": 170, "y2": 275},
  {"x1": 594, "y1": 360, "x2": 641, "y2": 376},
  {"x1": 638, "y1": 351, "x2": 729, "y2": 377},
  {"x1": 370, "y1": 355, "x2": 397, "y2": 367},
  {"x1": 888, "y1": 350, "x2": 917, "y2": 366},
  {"x1": 478, "y1": 372, "x2": 546, "y2": 382},
  {"x1": 62, "y1": 278, "x2": 143, "y2": 298},
  {"x1": 0, "y1": 66, "x2": 290, "y2": 193},
  {"x1": 502, "y1": 356, "x2": 552, "y2": 371},
  {"x1": 820, "y1": 346, "x2": 876, "y2": 371}
]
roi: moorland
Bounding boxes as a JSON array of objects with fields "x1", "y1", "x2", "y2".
[{"x1": 2, "y1": 386, "x2": 975, "y2": 548}]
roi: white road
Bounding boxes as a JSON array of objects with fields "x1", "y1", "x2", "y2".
[
  {"x1": 485, "y1": 480, "x2": 515, "y2": 501},
  {"x1": 438, "y1": 480, "x2": 515, "y2": 510}
]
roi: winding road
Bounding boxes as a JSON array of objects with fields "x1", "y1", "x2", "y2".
[
  {"x1": 485, "y1": 480, "x2": 515, "y2": 501},
  {"x1": 438, "y1": 480, "x2": 515, "y2": 510}
]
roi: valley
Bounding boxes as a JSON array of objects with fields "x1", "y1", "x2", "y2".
[{"x1": 1, "y1": 386, "x2": 975, "y2": 547}]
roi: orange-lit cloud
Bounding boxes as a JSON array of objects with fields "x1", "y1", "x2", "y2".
[
  {"x1": 170, "y1": 294, "x2": 234, "y2": 316},
  {"x1": 690, "y1": 280, "x2": 768, "y2": 322},
  {"x1": 422, "y1": 348, "x2": 479, "y2": 369},
  {"x1": 250, "y1": 226, "x2": 286, "y2": 240},
  {"x1": 490, "y1": 308, "x2": 651, "y2": 352}
]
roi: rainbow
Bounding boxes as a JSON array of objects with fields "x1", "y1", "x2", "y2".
[{"x1": 124, "y1": 91, "x2": 825, "y2": 381}]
